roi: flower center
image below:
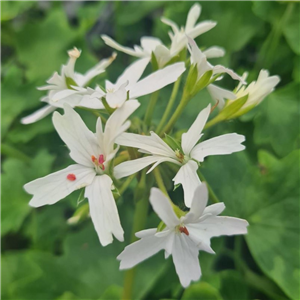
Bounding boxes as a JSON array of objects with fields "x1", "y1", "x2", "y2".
[
  {"x1": 91, "y1": 154, "x2": 105, "y2": 173},
  {"x1": 178, "y1": 225, "x2": 189, "y2": 236},
  {"x1": 175, "y1": 149, "x2": 189, "y2": 164}
]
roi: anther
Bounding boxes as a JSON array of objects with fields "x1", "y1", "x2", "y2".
[
  {"x1": 179, "y1": 226, "x2": 189, "y2": 236},
  {"x1": 91, "y1": 155, "x2": 96, "y2": 162},
  {"x1": 67, "y1": 173, "x2": 76, "y2": 181}
]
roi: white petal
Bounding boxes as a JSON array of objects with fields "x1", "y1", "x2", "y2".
[
  {"x1": 191, "y1": 215, "x2": 249, "y2": 239},
  {"x1": 103, "y1": 100, "x2": 140, "y2": 154},
  {"x1": 185, "y1": 3, "x2": 201, "y2": 31},
  {"x1": 171, "y1": 234, "x2": 201, "y2": 288},
  {"x1": 79, "y1": 95, "x2": 104, "y2": 109},
  {"x1": 135, "y1": 228, "x2": 157, "y2": 238},
  {"x1": 140, "y1": 36, "x2": 163, "y2": 53},
  {"x1": 213, "y1": 65, "x2": 245, "y2": 83},
  {"x1": 52, "y1": 105, "x2": 99, "y2": 167},
  {"x1": 21, "y1": 105, "x2": 56, "y2": 124},
  {"x1": 203, "y1": 46, "x2": 225, "y2": 58},
  {"x1": 161, "y1": 17, "x2": 179, "y2": 34},
  {"x1": 106, "y1": 86, "x2": 127, "y2": 109},
  {"x1": 115, "y1": 57, "x2": 150, "y2": 89},
  {"x1": 25, "y1": 164, "x2": 95, "y2": 207},
  {"x1": 181, "y1": 104, "x2": 211, "y2": 155},
  {"x1": 190, "y1": 133, "x2": 245, "y2": 162},
  {"x1": 203, "y1": 202, "x2": 225, "y2": 216},
  {"x1": 129, "y1": 62, "x2": 186, "y2": 98},
  {"x1": 117, "y1": 232, "x2": 170, "y2": 269},
  {"x1": 183, "y1": 183, "x2": 208, "y2": 224},
  {"x1": 116, "y1": 132, "x2": 176, "y2": 158},
  {"x1": 50, "y1": 89, "x2": 79, "y2": 102},
  {"x1": 149, "y1": 188, "x2": 179, "y2": 228},
  {"x1": 101, "y1": 35, "x2": 144, "y2": 57},
  {"x1": 207, "y1": 84, "x2": 236, "y2": 109},
  {"x1": 173, "y1": 161, "x2": 201, "y2": 208},
  {"x1": 114, "y1": 156, "x2": 162, "y2": 179},
  {"x1": 186, "y1": 21, "x2": 217, "y2": 40},
  {"x1": 85, "y1": 175, "x2": 124, "y2": 246}
]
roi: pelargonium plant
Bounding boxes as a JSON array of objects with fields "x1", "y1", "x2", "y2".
[{"x1": 23, "y1": 3, "x2": 280, "y2": 298}]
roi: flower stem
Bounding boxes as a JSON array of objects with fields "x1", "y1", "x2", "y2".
[
  {"x1": 122, "y1": 178, "x2": 149, "y2": 300},
  {"x1": 160, "y1": 92, "x2": 190, "y2": 136},
  {"x1": 156, "y1": 76, "x2": 182, "y2": 135},
  {"x1": 144, "y1": 91, "x2": 160, "y2": 127},
  {"x1": 198, "y1": 171, "x2": 220, "y2": 203},
  {"x1": 153, "y1": 167, "x2": 169, "y2": 197}
]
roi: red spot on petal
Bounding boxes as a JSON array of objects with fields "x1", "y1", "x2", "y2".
[
  {"x1": 179, "y1": 226, "x2": 189, "y2": 236},
  {"x1": 67, "y1": 173, "x2": 76, "y2": 181},
  {"x1": 91, "y1": 155, "x2": 96, "y2": 162}
]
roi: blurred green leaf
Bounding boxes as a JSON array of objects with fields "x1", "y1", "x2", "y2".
[
  {"x1": 1, "y1": 150, "x2": 55, "y2": 236},
  {"x1": 253, "y1": 83, "x2": 300, "y2": 157},
  {"x1": 99, "y1": 285, "x2": 123, "y2": 300},
  {"x1": 1, "y1": 1, "x2": 36, "y2": 21},
  {"x1": 14, "y1": 9, "x2": 77, "y2": 82},
  {"x1": 1, "y1": 66, "x2": 40, "y2": 138},
  {"x1": 181, "y1": 281, "x2": 223, "y2": 300}
]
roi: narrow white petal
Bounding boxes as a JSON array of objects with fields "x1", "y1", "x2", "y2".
[
  {"x1": 129, "y1": 62, "x2": 186, "y2": 99},
  {"x1": 173, "y1": 161, "x2": 201, "y2": 208},
  {"x1": 116, "y1": 132, "x2": 175, "y2": 158},
  {"x1": 203, "y1": 202, "x2": 225, "y2": 216},
  {"x1": 161, "y1": 17, "x2": 179, "y2": 34},
  {"x1": 191, "y1": 215, "x2": 249, "y2": 239},
  {"x1": 85, "y1": 175, "x2": 124, "y2": 246},
  {"x1": 181, "y1": 104, "x2": 211, "y2": 155},
  {"x1": 101, "y1": 35, "x2": 144, "y2": 57},
  {"x1": 185, "y1": 3, "x2": 201, "y2": 31},
  {"x1": 117, "y1": 232, "x2": 169, "y2": 269},
  {"x1": 51, "y1": 89, "x2": 79, "y2": 102},
  {"x1": 79, "y1": 95, "x2": 104, "y2": 109},
  {"x1": 207, "y1": 84, "x2": 236, "y2": 109},
  {"x1": 52, "y1": 105, "x2": 99, "y2": 167},
  {"x1": 190, "y1": 133, "x2": 245, "y2": 162},
  {"x1": 135, "y1": 228, "x2": 157, "y2": 238},
  {"x1": 150, "y1": 188, "x2": 179, "y2": 228},
  {"x1": 25, "y1": 164, "x2": 95, "y2": 207},
  {"x1": 104, "y1": 100, "x2": 140, "y2": 153},
  {"x1": 172, "y1": 234, "x2": 201, "y2": 288},
  {"x1": 21, "y1": 105, "x2": 56, "y2": 124},
  {"x1": 213, "y1": 65, "x2": 245, "y2": 83},
  {"x1": 140, "y1": 36, "x2": 163, "y2": 53},
  {"x1": 183, "y1": 183, "x2": 208, "y2": 224},
  {"x1": 115, "y1": 57, "x2": 150, "y2": 89},
  {"x1": 106, "y1": 87, "x2": 127, "y2": 109},
  {"x1": 203, "y1": 46, "x2": 225, "y2": 58},
  {"x1": 186, "y1": 21, "x2": 217, "y2": 40},
  {"x1": 114, "y1": 156, "x2": 161, "y2": 179}
]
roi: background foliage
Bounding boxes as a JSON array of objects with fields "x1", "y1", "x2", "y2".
[{"x1": 1, "y1": 1, "x2": 299, "y2": 300}]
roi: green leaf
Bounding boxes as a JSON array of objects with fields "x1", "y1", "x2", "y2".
[
  {"x1": 1, "y1": 66, "x2": 41, "y2": 138},
  {"x1": 1, "y1": 1, "x2": 36, "y2": 21},
  {"x1": 99, "y1": 285, "x2": 123, "y2": 300},
  {"x1": 283, "y1": 4, "x2": 300, "y2": 55},
  {"x1": 183, "y1": 64, "x2": 198, "y2": 96},
  {"x1": 1, "y1": 150, "x2": 55, "y2": 236},
  {"x1": 181, "y1": 282, "x2": 223, "y2": 300},
  {"x1": 253, "y1": 83, "x2": 300, "y2": 157},
  {"x1": 14, "y1": 9, "x2": 77, "y2": 82},
  {"x1": 202, "y1": 150, "x2": 300, "y2": 299},
  {"x1": 151, "y1": 51, "x2": 159, "y2": 72},
  {"x1": 164, "y1": 134, "x2": 182, "y2": 152}
]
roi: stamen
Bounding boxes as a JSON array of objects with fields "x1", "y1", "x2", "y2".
[
  {"x1": 175, "y1": 149, "x2": 185, "y2": 163},
  {"x1": 67, "y1": 173, "x2": 76, "y2": 181},
  {"x1": 91, "y1": 155, "x2": 97, "y2": 162},
  {"x1": 179, "y1": 226, "x2": 189, "y2": 236},
  {"x1": 98, "y1": 154, "x2": 105, "y2": 170}
]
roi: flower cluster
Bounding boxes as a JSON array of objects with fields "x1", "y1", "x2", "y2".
[{"x1": 23, "y1": 4, "x2": 279, "y2": 288}]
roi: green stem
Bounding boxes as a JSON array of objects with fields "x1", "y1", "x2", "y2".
[
  {"x1": 118, "y1": 174, "x2": 136, "y2": 195},
  {"x1": 156, "y1": 76, "x2": 182, "y2": 135},
  {"x1": 153, "y1": 167, "x2": 169, "y2": 197},
  {"x1": 77, "y1": 106, "x2": 107, "y2": 123},
  {"x1": 122, "y1": 180, "x2": 149, "y2": 300},
  {"x1": 144, "y1": 91, "x2": 160, "y2": 126},
  {"x1": 198, "y1": 171, "x2": 220, "y2": 203},
  {"x1": 160, "y1": 92, "x2": 190, "y2": 135},
  {"x1": 1, "y1": 144, "x2": 31, "y2": 163}
]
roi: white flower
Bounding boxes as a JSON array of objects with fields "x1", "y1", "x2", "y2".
[
  {"x1": 102, "y1": 4, "x2": 217, "y2": 68},
  {"x1": 114, "y1": 104, "x2": 245, "y2": 207},
  {"x1": 24, "y1": 100, "x2": 139, "y2": 246},
  {"x1": 231, "y1": 70, "x2": 280, "y2": 110},
  {"x1": 21, "y1": 48, "x2": 116, "y2": 124},
  {"x1": 162, "y1": 4, "x2": 217, "y2": 60},
  {"x1": 81, "y1": 60, "x2": 186, "y2": 109},
  {"x1": 117, "y1": 184, "x2": 249, "y2": 288}
]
